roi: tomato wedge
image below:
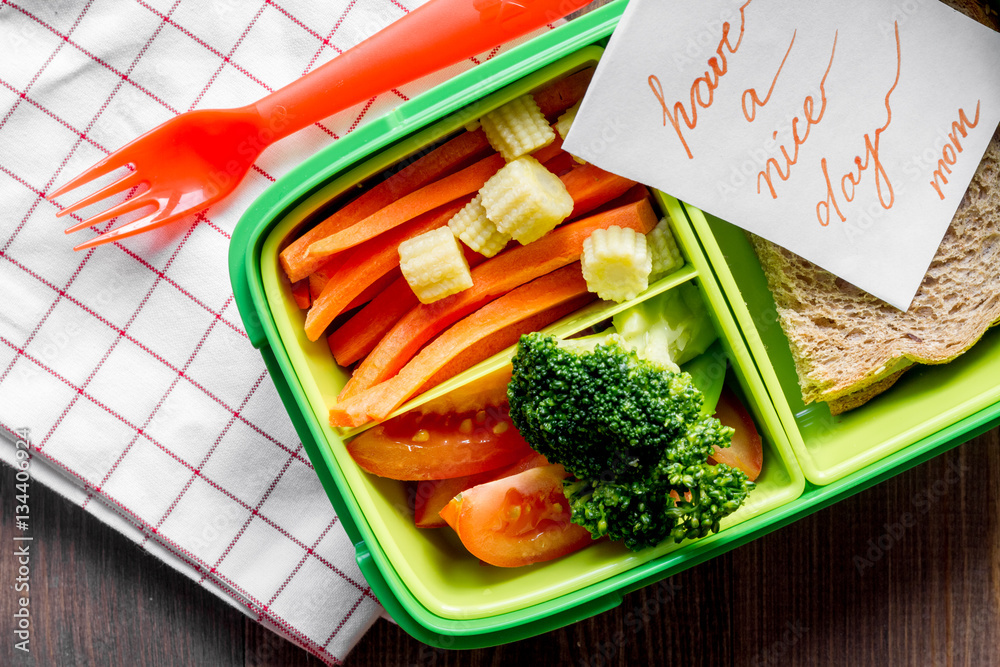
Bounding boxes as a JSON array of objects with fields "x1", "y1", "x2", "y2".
[
  {"x1": 711, "y1": 388, "x2": 764, "y2": 481},
  {"x1": 440, "y1": 465, "x2": 594, "y2": 567},
  {"x1": 347, "y1": 403, "x2": 533, "y2": 480},
  {"x1": 414, "y1": 366, "x2": 511, "y2": 416},
  {"x1": 414, "y1": 451, "x2": 549, "y2": 528},
  {"x1": 415, "y1": 477, "x2": 471, "y2": 528}
]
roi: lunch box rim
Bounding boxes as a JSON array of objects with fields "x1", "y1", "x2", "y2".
[{"x1": 228, "y1": 0, "x2": 1000, "y2": 648}]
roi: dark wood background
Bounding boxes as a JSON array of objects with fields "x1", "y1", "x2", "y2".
[{"x1": 3, "y1": 427, "x2": 998, "y2": 666}]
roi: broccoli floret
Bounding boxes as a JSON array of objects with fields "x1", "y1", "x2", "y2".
[
  {"x1": 564, "y1": 460, "x2": 751, "y2": 550},
  {"x1": 508, "y1": 332, "x2": 753, "y2": 551},
  {"x1": 508, "y1": 333, "x2": 716, "y2": 477}
]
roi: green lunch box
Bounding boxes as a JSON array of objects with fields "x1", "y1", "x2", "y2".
[{"x1": 228, "y1": 0, "x2": 1000, "y2": 648}]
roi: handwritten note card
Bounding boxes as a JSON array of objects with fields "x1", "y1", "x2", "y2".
[{"x1": 563, "y1": 0, "x2": 1000, "y2": 309}]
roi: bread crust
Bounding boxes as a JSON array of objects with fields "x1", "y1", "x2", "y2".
[{"x1": 826, "y1": 368, "x2": 910, "y2": 415}]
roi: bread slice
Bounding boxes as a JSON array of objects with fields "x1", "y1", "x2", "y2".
[{"x1": 750, "y1": 0, "x2": 1000, "y2": 415}]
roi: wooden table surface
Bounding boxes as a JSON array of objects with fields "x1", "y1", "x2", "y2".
[{"x1": 3, "y1": 427, "x2": 998, "y2": 666}]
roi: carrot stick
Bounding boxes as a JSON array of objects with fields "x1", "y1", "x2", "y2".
[
  {"x1": 329, "y1": 166, "x2": 631, "y2": 363},
  {"x1": 306, "y1": 153, "x2": 505, "y2": 261},
  {"x1": 338, "y1": 198, "x2": 657, "y2": 400},
  {"x1": 291, "y1": 280, "x2": 311, "y2": 309},
  {"x1": 329, "y1": 276, "x2": 417, "y2": 366},
  {"x1": 543, "y1": 151, "x2": 578, "y2": 177},
  {"x1": 303, "y1": 199, "x2": 468, "y2": 341},
  {"x1": 418, "y1": 292, "x2": 594, "y2": 393},
  {"x1": 281, "y1": 129, "x2": 492, "y2": 282},
  {"x1": 308, "y1": 260, "x2": 339, "y2": 301},
  {"x1": 560, "y1": 162, "x2": 637, "y2": 219},
  {"x1": 328, "y1": 248, "x2": 488, "y2": 366},
  {"x1": 534, "y1": 68, "x2": 593, "y2": 119},
  {"x1": 531, "y1": 129, "x2": 563, "y2": 164},
  {"x1": 588, "y1": 184, "x2": 651, "y2": 216},
  {"x1": 281, "y1": 68, "x2": 592, "y2": 283},
  {"x1": 311, "y1": 262, "x2": 399, "y2": 312},
  {"x1": 330, "y1": 264, "x2": 592, "y2": 426},
  {"x1": 345, "y1": 267, "x2": 401, "y2": 313}
]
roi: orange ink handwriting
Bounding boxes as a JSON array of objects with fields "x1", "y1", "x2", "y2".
[
  {"x1": 649, "y1": 0, "x2": 754, "y2": 159},
  {"x1": 816, "y1": 21, "x2": 901, "y2": 227},
  {"x1": 742, "y1": 30, "x2": 797, "y2": 122},
  {"x1": 756, "y1": 31, "x2": 837, "y2": 199},
  {"x1": 929, "y1": 101, "x2": 982, "y2": 200}
]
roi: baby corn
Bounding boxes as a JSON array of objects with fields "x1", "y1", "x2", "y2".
[
  {"x1": 479, "y1": 156, "x2": 573, "y2": 244},
  {"x1": 448, "y1": 194, "x2": 511, "y2": 258},
  {"x1": 481, "y1": 94, "x2": 555, "y2": 161},
  {"x1": 398, "y1": 227, "x2": 474, "y2": 304},
  {"x1": 647, "y1": 216, "x2": 684, "y2": 279},
  {"x1": 581, "y1": 225, "x2": 652, "y2": 303}
]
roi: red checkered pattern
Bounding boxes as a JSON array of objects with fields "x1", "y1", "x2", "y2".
[{"x1": 0, "y1": 1, "x2": 557, "y2": 662}]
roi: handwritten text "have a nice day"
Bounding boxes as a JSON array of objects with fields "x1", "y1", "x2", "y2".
[{"x1": 647, "y1": 0, "x2": 983, "y2": 228}]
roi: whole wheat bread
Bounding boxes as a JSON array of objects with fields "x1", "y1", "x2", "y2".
[{"x1": 751, "y1": 0, "x2": 1000, "y2": 415}]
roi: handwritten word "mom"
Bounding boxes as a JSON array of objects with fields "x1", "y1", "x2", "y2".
[
  {"x1": 648, "y1": 0, "x2": 754, "y2": 159},
  {"x1": 930, "y1": 101, "x2": 982, "y2": 200}
]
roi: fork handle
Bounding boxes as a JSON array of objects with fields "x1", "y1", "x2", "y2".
[{"x1": 253, "y1": 0, "x2": 593, "y2": 140}]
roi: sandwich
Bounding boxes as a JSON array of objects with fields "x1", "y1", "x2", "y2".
[{"x1": 750, "y1": 0, "x2": 1000, "y2": 415}]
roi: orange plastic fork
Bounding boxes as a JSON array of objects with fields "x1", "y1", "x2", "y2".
[{"x1": 48, "y1": 0, "x2": 593, "y2": 251}]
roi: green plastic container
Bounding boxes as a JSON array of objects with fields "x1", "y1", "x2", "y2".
[
  {"x1": 229, "y1": 0, "x2": 1000, "y2": 647},
  {"x1": 685, "y1": 207, "x2": 1000, "y2": 485}
]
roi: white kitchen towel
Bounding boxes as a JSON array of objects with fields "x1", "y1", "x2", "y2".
[{"x1": 0, "y1": 1, "x2": 556, "y2": 662}]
